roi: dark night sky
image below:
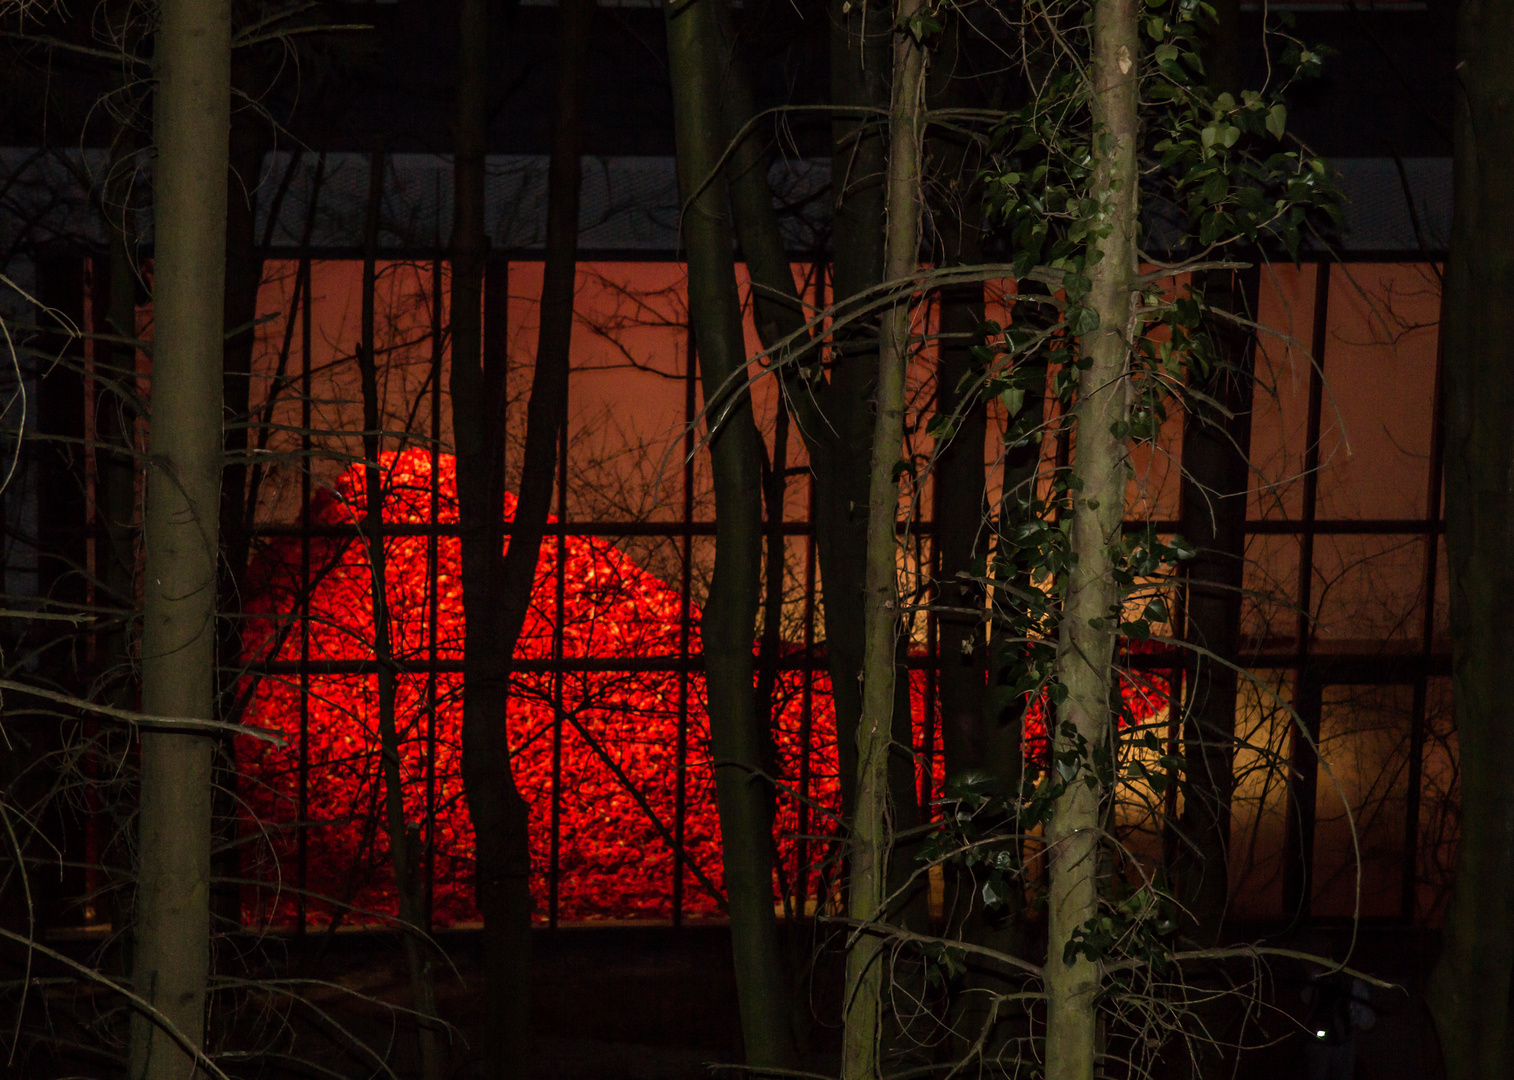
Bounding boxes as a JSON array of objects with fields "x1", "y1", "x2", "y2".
[{"x1": 0, "y1": 1, "x2": 1452, "y2": 160}]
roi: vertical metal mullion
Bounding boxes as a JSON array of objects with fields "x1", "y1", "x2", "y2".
[
  {"x1": 297, "y1": 252, "x2": 313, "y2": 934},
  {"x1": 1283, "y1": 259, "x2": 1330, "y2": 923},
  {"x1": 1402, "y1": 264, "x2": 1447, "y2": 923},
  {"x1": 674, "y1": 320, "x2": 696, "y2": 927},
  {"x1": 423, "y1": 254, "x2": 443, "y2": 929},
  {"x1": 549, "y1": 329, "x2": 568, "y2": 930}
]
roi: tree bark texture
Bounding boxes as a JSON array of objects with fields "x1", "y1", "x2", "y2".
[
  {"x1": 925, "y1": 19, "x2": 1035, "y2": 1059},
  {"x1": 1172, "y1": 264, "x2": 1255, "y2": 941},
  {"x1": 448, "y1": 0, "x2": 578, "y2": 1072},
  {"x1": 842, "y1": 4, "x2": 924, "y2": 1076},
  {"x1": 1428, "y1": 2, "x2": 1514, "y2": 1076},
  {"x1": 821, "y1": 0, "x2": 893, "y2": 819},
  {"x1": 1044, "y1": 4, "x2": 1138, "y2": 1079},
  {"x1": 665, "y1": 0, "x2": 796, "y2": 1068},
  {"x1": 1170, "y1": 0, "x2": 1253, "y2": 948},
  {"x1": 130, "y1": 0, "x2": 230, "y2": 1076},
  {"x1": 928, "y1": 14, "x2": 992, "y2": 785},
  {"x1": 453, "y1": 0, "x2": 588, "y2": 1075},
  {"x1": 717, "y1": 0, "x2": 915, "y2": 841},
  {"x1": 358, "y1": 149, "x2": 445, "y2": 1080}
]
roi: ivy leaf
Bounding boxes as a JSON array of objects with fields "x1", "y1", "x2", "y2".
[
  {"x1": 1066, "y1": 304, "x2": 1101, "y2": 336},
  {"x1": 1167, "y1": 536, "x2": 1197, "y2": 560},
  {"x1": 1000, "y1": 386, "x2": 1026, "y2": 417},
  {"x1": 1266, "y1": 103, "x2": 1287, "y2": 140},
  {"x1": 926, "y1": 414, "x2": 958, "y2": 440}
]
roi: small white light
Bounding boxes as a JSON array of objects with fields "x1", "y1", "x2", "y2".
[{"x1": 1315, "y1": 1030, "x2": 1328, "y2": 1040}]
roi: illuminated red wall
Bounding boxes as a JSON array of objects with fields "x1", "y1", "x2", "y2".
[{"x1": 239, "y1": 447, "x2": 1168, "y2": 926}]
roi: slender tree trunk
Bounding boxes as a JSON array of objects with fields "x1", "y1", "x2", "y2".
[
  {"x1": 713, "y1": 0, "x2": 808, "y2": 356},
  {"x1": 929, "y1": 14, "x2": 990, "y2": 785},
  {"x1": 1427, "y1": 3, "x2": 1514, "y2": 1077},
  {"x1": 1043, "y1": 4, "x2": 1138, "y2": 1079},
  {"x1": 358, "y1": 148, "x2": 445, "y2": 1080},
  {"x1": 130, "y1": 0, "x2": 230, "y2": 1075},
  {"x1": 1172, "y1": 266, "x2": 1254, "y2": 942},
  {"x1": 933, "y1": 318, "x2": 989, "y2": 775},
  {"x1": 822, "y1": 0, "x2": 893, "y2": 819},
  {"x1": 717, "y1": 0, "x2": 906, "y2": 832},
  {"x1": 453, "y1": 0, "x2": 588, "y2": 1075},
  {"x1": 842, "y1": 5, "x2": 925, "y2": 1077},
  {"x1": 716, "y1": 0, "x2": 887, "y2": 823},
  {"x1": 665, "y1": 0, "x2": 795, "y2": 1069},
  {"x1": 983, "y1": 287, "x2": 1057, "y2": 810},
  {"x1": 451, "y1": 0, "x2": 529, "y2": 1073},
  {"x1": 926, "y1": 21, "x2": 1034, "y2": 1061},
  {"x1": 1171, "y1": 0, "x2": 1254, "y2": 948}
]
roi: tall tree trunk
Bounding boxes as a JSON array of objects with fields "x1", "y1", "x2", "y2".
[
  {"x1": 822, "y1": 0, "x2": 893, "y2": 820},
  {"x1": 1172, "y1": 264, "x2": 1253, "y2": 941},
  {"x1": 1171, "y1": 0, "x2": 1254, "y2": 948},
  {"x1": 1043, "y1": 4, "x2": 1138, "y2": 1079},
  {"x1": 716, "y1": 0, "x2": 903, "y2": 830},
  {"x1": 129, "y1": 0, "x2": 230, "y2": 1075},
  {"x1": 926, "y1": 18, "x2": 1034, "y2": 1061},
  {"x1": 842, "y1": 4, "x2": 925, "y2": 1076},
  {"x1": 453, "y1": 0, "x2": 588, "y2": 1074},
  {"x1": 929, "y1": 14, "x2": 991, "y2": 787},
  {"x1": 358, "y1": 148, "x2": 445, "y2": 1080},
  {"x1": 664, "y1": 0, "x2": 795, "y2": 1069},
  {"x1": 451, "y1": 0, "x2": 528, "y2": 1073},
  {"x1": 714, "y1": 0, "x2": 890, "y2": 824},
  {"x1": 1427, "y1": 2, "x2": 1514, "y2": 1076}
]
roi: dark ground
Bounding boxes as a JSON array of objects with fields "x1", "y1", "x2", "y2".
[
  {"x1": 13, "y1": 920, "x2": 1443, "y2": 1078},
  {"x1": 251, "y1": 921, "x2": 1441, "y2": 1080},
  {"x1": 267, "y1": 922, "x2": 843, "y2": 1079}
]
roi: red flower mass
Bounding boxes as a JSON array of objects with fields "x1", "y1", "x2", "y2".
[{"x1": 239, "y1": 448, "x2": 1168, "y2": 926}]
